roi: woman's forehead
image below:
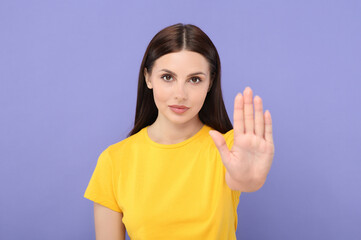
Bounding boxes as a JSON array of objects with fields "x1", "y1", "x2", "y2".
[{"x1": 153, "y1": 50, "x2": 209, "y2": 73}]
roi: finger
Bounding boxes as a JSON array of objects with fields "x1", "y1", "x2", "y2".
[
  {"x1": 264, "y1": 110, "x2": 274, "y2": 144},
  {"x1": 243, "y1": 87, "x2": 254, "y2": 134},
  {"x1": 209, "y1": 130, "x2": 231, "y2": 165},
  {"x1": 254, "y1": 95, "x2": 264, "y2": 137},
  {"x1": 233, "y1": 93, "x2": 245, "y2": 136}
]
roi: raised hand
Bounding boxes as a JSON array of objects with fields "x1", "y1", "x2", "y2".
[{"x1": 209, "y1": 87, "x2": 275, "y2": 192}]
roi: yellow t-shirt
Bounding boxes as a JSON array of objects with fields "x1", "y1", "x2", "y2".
[{"x1": 84, "y1": 124, "x2": 241, "y2": 240}]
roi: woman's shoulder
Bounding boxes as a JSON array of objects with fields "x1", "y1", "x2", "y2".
[{"x1": 107, "y1": 127, "x2": 147, "y2": 154}]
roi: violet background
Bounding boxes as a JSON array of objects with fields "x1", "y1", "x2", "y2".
[{"x1": 1, "y1": 0, "x2": 360, "y2": 239}]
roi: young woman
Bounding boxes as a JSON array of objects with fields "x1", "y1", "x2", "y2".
[{"x1": 84, "y1": 23, "x2": 275, "y2": 240}]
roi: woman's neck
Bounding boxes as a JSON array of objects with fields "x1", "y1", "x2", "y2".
[{"x1": 147, "y1": 117, "x2": 204, "y2": 145}]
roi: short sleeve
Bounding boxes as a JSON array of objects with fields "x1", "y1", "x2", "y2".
[
  {"x1": 83, "y1": 149, "x2": 122, "y2": 213},
  {"x1": 231, "y1": 189, "x2": 241, "y2": 230}
]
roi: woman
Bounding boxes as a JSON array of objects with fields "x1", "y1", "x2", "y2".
[{"x1": 84, "y1": 23, "x2": 275, "y2": 240}]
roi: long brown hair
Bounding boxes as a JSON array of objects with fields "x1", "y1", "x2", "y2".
[{"x1": 128, "y1": 23, "x2": 232, "y2": 136}]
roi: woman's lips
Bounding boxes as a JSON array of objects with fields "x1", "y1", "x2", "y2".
[{"x1": 169, "y1": 105, "x2": 189, "y2": 114}]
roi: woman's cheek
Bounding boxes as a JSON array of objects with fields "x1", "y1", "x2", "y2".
[{"x1": 153, "y1": 86, "x2": 169, "y2": 107}]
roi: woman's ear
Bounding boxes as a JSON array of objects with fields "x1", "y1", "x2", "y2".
[{"x1": 144, "y1": 68, "x2": 153, "y2": 89}]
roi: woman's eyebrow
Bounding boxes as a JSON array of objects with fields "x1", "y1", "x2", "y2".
[{"x1": 159, "y1": 69, "x2": 207, "y2": 77}]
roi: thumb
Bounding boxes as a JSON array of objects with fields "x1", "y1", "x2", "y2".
[{"x1": 209, "y1": 130, "x2": 231, "y2": 166}]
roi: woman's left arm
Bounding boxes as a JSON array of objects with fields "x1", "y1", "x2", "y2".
[{"x1": 209, "y1": 87, "x2": 275, "y2": 192}]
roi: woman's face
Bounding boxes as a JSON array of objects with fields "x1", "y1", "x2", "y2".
[{"x1": 144, "y1": 50, "x2": 211, "y2": 127}]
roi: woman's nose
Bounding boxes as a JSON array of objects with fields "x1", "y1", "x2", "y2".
[{"x1": 174, "y1": 82, "x2": 187, "y2": 100}]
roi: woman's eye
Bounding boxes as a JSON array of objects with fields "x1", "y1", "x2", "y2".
[
  {"x1": 161, "y1": 74, "x2": 173, "y2": 81},
  {"x1": 190, "y1": 77, "x2": 201, "y2": 84}
]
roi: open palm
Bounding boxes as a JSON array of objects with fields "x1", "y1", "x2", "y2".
[{"x1": 209, "y1": 87, "x2": 275, "y2": 192}]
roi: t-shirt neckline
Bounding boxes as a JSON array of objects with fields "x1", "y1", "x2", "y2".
[{"x1": 143, "y1": 124, "x2": 209, "y2": 149}]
